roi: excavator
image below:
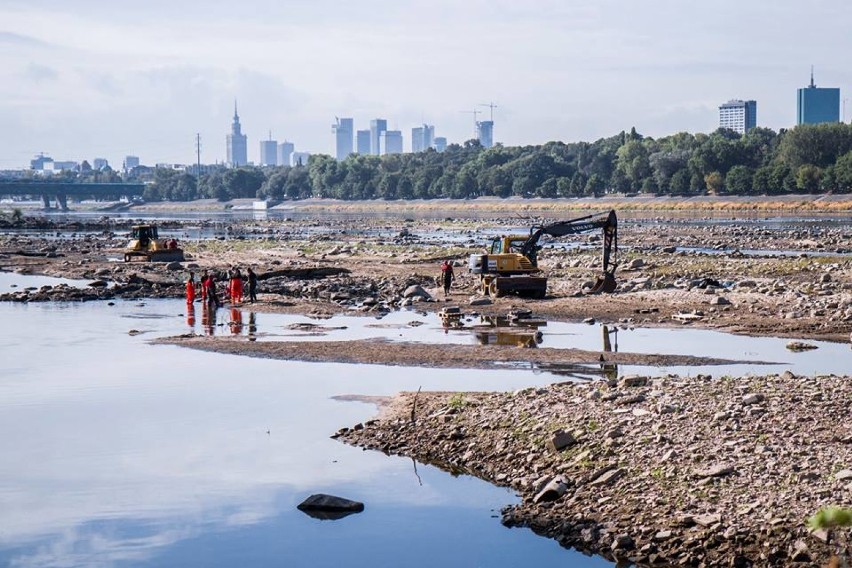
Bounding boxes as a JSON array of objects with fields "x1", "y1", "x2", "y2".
[{"x1": 468, "y1": 209, "x2": 618, "y2": 298}]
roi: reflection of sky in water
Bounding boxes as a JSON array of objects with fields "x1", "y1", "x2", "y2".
[
  {"x1": 0, "y1": 277, "x2": 612, "y2": 568},
  {"x1": 197, "y1": 306, "x2": 849, "y2": 379},
  {"x1": 1, "y1": 271, "x2": 847, "y2": 567}
]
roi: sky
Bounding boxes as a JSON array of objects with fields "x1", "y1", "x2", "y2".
[{"x1": 1, "y1": 0, "x2": 851, "y2": 169}]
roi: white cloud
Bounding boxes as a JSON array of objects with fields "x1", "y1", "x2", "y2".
[{"x1": 1, "y1": 0, "x2": 851, "y2": 167}]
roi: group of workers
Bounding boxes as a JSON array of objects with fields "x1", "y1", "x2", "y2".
[{"x1": 185, "y1": 267, "x2": 258, "y2": 308}]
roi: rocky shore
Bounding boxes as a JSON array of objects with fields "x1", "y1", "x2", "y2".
[{"x1": 337, "y1": 373, "x2": 852, "y2": 567}]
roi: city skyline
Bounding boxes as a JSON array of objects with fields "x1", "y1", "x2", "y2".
[{"x1": 2, "y1": 1, "x2": 852, "y2": 169}]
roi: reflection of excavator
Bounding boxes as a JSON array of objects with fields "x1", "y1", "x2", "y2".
[
  {"x1": 468, "y1": 210, "x2": 618, "y2": 298},
  {"x1": 123, "y1": 224, "x2": 185, "y2": 262}
]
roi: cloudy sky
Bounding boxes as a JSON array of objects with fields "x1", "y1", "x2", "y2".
[{"x1": 1, "y1": 0, "x2": 850, "y2": 169}]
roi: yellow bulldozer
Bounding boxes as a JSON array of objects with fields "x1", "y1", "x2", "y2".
[
  {"x1": 123, "y1": 224, "x2": 185, "y2": 262},
  {"x1": 468, "y1": 210, "x2": 618, "y2": 298}
]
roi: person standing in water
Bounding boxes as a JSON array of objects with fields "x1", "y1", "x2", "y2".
[
  {"x1": 247, "y1": 267, "x2": 258, "y2": 303},
  {"x1": 185, "y1": 272, "x2": 196, "y2": 304},
  {"x1": 230, "y1": 268, "x2": 243, "y2": 304}
]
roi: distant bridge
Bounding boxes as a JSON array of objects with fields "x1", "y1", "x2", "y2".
[{"x1": 0, "y1": 181, "x2": 145, "y2": 209}]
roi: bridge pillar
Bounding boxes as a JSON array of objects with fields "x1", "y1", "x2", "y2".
[
  {"x1": 41, "y1": 193, "x2": 51, "y2": 209},
  {"x1": 56, "y1": 193, "x2": 68, "y2": 210}
]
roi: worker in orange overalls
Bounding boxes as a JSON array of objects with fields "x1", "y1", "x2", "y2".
[
  {"x1": 230, "y1": 268, "x2": 243, "y2": 304},
  {"x1": 185, "y1": 272, "x2": 196, "y2": 304}
]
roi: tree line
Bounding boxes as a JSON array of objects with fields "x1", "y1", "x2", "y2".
[{"x1": 141, "y1": 123, "x2": 852, "y2": 201}]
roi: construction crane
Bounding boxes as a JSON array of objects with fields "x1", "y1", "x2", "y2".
[
  {"x1": 460, "y1": 109, "x2": 482, "y2": 139},
  {"x1": 478, "y1": 101, "x2": 498, "y2": 122}
]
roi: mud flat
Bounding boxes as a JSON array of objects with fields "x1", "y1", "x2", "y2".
[
  {"x1": 337, "y1": 373, "x2": 852, "y2": 567},
  {"x1": 153, "y1": 335, "x2": 762, "y2": 371}
]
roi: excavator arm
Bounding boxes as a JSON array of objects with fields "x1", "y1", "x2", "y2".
[{"x1": 522, "y1": 210, "x2": 618, "y2": 278}]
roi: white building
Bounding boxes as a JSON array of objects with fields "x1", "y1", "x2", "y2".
[{"x1": 719, "y1": 100, "x2": 757, "y2": 134}]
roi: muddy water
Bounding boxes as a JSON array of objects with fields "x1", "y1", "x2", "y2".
[{"x1": 0, "y1": 277, "x2": 612, "y2": 568}]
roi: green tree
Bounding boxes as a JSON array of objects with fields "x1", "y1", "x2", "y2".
[
  {"x1": 795, "y1": 164, "x2": 822, "y2": 193},
  {"x1": 704, "y1": 171, "x2": 724, "y2": 194},
  {"x1": 725, "y1": 165, "x2": 753, "y2": 194}
]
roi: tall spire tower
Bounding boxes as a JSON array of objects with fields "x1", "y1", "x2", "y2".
[{"x1": 226, "y1": 99, "x2": 247, "y2": 166}]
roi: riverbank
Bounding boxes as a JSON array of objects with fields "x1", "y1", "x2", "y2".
[
  {"x1": 337, "y1": 373, "x2": 852, "y2": 567},
  {"x1": 4, "y1": 194, "x2": 852, "y2": 216}
]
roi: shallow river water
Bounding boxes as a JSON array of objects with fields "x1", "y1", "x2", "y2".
[
  {"x1": 0, "y1": 273, "x2": 614, "y2": 568},
  {"x1": 1, "y1": 272, "x2": 848, "y2": 567}
]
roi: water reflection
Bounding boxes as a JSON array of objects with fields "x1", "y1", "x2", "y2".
[{"x1": 1, "y1": 289, "x2": 603, "y2": 567}]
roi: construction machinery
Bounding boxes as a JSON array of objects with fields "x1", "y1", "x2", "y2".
[
  {"x1": 468, "y1": 209, "x2": 618, "y2": 298},
  {"x1": 123, "y1": 224, "x2": 185, "y2": 262}
]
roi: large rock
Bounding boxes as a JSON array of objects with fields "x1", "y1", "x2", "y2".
[
  {"x1": 533, "y1": 476, "x2": 569, "y2": 503},
  {"x1": 402, "y1": 285, "x2": 431, "y2": 300},
  {"x1": 297, "y1": 494, "x2": 364, "y2": 520}
]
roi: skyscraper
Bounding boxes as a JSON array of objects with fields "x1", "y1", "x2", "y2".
[
  {"x1": 356, "y1": 130, "x2": 371, "y2": 155},
  {"x1": 380, "y1": 130, "x2": 403, "y2": 155},
  {"x1": 476, "y1": 120, "x2": 494, "y2": 148},
  {"x1": 259, "y1": 132, "x2": 278, "y2": 166},
  {"x1": 332, "y1": 117, "x2": 354, "y2": 161},
  {"x1": 434, "y1": 137, "x2": 447, "y2": 153},
  {"x1": 411, "y1": 124, "x2": 435, "y2": 153},
  {"x1": 797, "y1": 69, "x2": 840, "y2": 125},
  {"x1": 226, "y1": 101, "x2": 248, "y2": 167},
  {"x1": 719, "y1": 100, "x2": 757, "y2": 134},
  {"x1": 369, "y1": 119, "x2": 387, "y2": 155},
  {"x1": 277, "y1": 141, "x2": 294, "y2": 167}
]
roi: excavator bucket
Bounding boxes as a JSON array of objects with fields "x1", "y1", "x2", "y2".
[{"x1": 589, "y1": 273, "x2": 617, "y2": 294}]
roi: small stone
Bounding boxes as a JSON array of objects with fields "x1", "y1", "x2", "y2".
[
  {"x1": 611, "y1": 534, "x2": 634, "y2": 551},
  {"x1": 742, "y1": 393, "x2": 765, "y2": 405},
  {"x1": 693, "y1": 513, "x2": 721, "y2": 527},
  {"x1": 590, "y1": 467, "x2": 625, "y2": 487},
  {"x1": 695, "y1": 464, "x2": 735, "y2": 478},
  {"x1": 620, "y1": 375, "x2": 649, "y2": 388},
  {"x1": 834, "y1": 469, "x2": 852, "y2": 481},
  {"x1": 654, "y1": 530, "x2": 673, "y2": 541},
  {"x1": 547, "y1": 430, "x2": 577, "y2": 452},
  {"x1": 786, "y1": 341, "x2": 818, "y2": 351},
  {"x1": 469, "y1": 297, "x2": 492, "y2": 306},
  {"x1": 628, "y1": 258, "x2": 645, "y2": 269}
]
